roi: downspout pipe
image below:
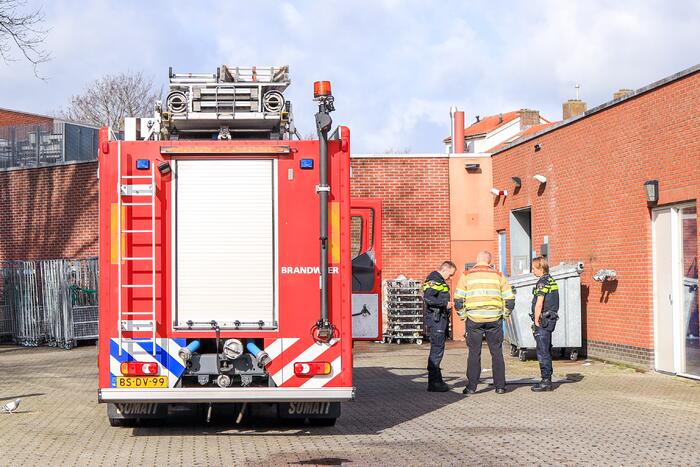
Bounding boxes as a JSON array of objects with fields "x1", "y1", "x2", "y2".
[
  {"x1": 313, "y1": 83, "x2": 335, "y2": 342},
  {"x1": 449, "y1": 106, "x2": 457, "y2": 154},
  {"x1": 454, "y1": 110, "x2": 465, "y2": 153}
]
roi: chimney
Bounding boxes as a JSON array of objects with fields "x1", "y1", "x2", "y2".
[
  {"x1": 613, "y1": 88, "x2": 633, "y2": 100},
  {"x1": 562, "y1": 99, "x2": 587, "y2": 120},
  {"x1": 453, "y1": 111, "x2": 465, "y2": 153},
  {"x1": 518, "y1": 109, "x2": 540, "y2": 130}
]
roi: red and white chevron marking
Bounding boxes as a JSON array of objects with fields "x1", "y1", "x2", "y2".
[{"x1": 264, "y1": 337, "x2": 342, "y2": 388}]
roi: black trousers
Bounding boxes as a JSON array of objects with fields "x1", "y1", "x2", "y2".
[
  {"x1": 533, "y1": 320, "x2": 556, "y2": 379},
  {"x1": 466, "y1": 318, "x2": 506, "y2": 390},
  {"x1": 427, "y1": 314, "x2": 449, "y2": 382}
]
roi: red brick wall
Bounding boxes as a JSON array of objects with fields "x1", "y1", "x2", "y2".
[
  {"x1": 350, "y1": 157, "x2": 451, "y2": 281},
  {"x1": 492, "y1": 71, "x2": 700, "y2": 359},
  {"x1": 0, "y1": 109, "x2": 52, "y2": 126},
  {"x1": 0, "y1": 162, "x2": 99, "y2": 261}
]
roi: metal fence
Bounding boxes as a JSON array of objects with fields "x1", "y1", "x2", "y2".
[
  {"x1": 0, "y1": 121, "x2": 99, "y2": 170},
  {"x1": 0, "y1": 258, "x2": 98, "y2": 348}
]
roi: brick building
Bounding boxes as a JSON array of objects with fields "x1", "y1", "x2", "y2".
[
  {"x1": 491, "y1": 64, "x2": 700, "y2": 375},
  {"x1": 3, "y1": 64, "x2": 699, "y2": 376},
  {"x1": 0, "y1": 107, "x2": 52, "y2": 126},
  {"x1": 350, "y1": 155, "x2": 451, "y2": 282},
  {"x1": 0, "y1": 108, "x2": 99, "y2": 261}
]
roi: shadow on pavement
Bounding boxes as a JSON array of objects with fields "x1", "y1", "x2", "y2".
[
  {"x1": 0, "y1": 392, "x2": 45, "y2": 401},
  {"x1": 294, "y1": 458, "x2": 350, "y2": 466},
  {"x1": 129, "y1": 366, "x2": 585, "y2": 436},
  {"x1": 131, "y1": 365, "x2": 465, "y2": 437}
]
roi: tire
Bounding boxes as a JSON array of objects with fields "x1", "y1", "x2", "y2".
[
  {"x1": 569, "y1": 350, "x2": 579, "y2": 361},
  {"x1": 415, "y1": 339, "x2": 423, "y2": 345},
  {"x1": 509, "y1": 344, "x2": 518, "y2": 357},
  {"x1": 518, "y1": 349, "x2": 528, "y2": 361},
  {"x1": 308, "y1": 417, "x2": 337, "y2": 427}
]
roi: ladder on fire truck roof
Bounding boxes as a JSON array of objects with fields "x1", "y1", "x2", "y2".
[{"x1": 116, "y1": 141, "x2": 157, "y2": 355}]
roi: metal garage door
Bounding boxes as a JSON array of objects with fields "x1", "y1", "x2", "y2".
[{"x1": 174, "y1": 159, "x2": 276, "y2": 329}]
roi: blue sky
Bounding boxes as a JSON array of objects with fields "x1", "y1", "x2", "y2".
[{"x1": 1, "y1": 0, "x2": 699, "y2": 153}]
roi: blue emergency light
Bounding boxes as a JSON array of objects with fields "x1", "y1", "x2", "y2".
[
  {"x1": 300, "y1": 159, "x2": 314, "y2": 169},
  {"x1": 136, "y1": 159, "x2": 150, "y2": 170}
]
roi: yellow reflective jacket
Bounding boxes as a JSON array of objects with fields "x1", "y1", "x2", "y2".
[{"x1": 454, "y1": 264, "x2": 515, "y2": 322}]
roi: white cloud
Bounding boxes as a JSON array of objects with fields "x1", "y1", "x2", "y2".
[
  {"x1": 282, "y1": 3, "x2": 303, "y2": 28},
  {"x1": 0, "y1": 0, "x2": 698, "y2": 152}
]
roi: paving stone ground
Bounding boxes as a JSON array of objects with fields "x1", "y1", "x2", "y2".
[{"x1": 0, "y1": 341, "x2": 699, "y2": 466}]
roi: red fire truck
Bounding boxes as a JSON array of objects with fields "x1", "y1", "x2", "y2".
[{"x1": 97, "y1": 66, "x2": 380, "y2": 426}]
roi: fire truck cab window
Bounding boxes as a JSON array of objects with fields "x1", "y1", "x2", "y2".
[{"x1": 351, "y1": 216, "x2": 363, "y2": 258}]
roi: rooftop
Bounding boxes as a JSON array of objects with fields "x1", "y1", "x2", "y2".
[
  {"x1": 486, "y1": 121, "x2": 558, "y2": 153},
  {"x1": 444, "y1": 111, "x2": 520, "y2": 144},
  {"x1": 492, "y1": 63, "x2": 700, "y2": 156}
]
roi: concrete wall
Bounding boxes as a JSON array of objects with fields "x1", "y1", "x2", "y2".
[{"x1": 448, "y1": 155, "x2": 495, "y2": 337}]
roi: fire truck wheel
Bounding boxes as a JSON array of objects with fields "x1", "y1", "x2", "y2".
[{"x1": 308, "y1": 417, "x2": 337, "y2": 427}]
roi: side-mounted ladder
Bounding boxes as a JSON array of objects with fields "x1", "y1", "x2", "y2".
[{"x1": 116, "y1": 141, "x2": 157, "y2": 355}]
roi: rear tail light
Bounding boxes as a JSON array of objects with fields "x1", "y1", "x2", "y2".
[
  {"x1": 294, "y1": 361, "x2": 331, "y2": 377},
  {"x1": 120, "y1": 362, "x2": 159, "y2": 376}
]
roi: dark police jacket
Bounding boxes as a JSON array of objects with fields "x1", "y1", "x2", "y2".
[
  {"x1": 530, "y1": 274, "x2": 559, "y2": 325},
  {"x1": 423, "y1": 271, "x2": 450, "y2": 320}
]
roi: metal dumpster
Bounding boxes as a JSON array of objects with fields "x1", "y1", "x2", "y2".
[{"x1": 504, "y1": 262, "x2": 583, "y2": 361}]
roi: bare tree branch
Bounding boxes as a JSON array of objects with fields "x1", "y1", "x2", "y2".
[
  {"x1": 0, "y1": 0, "x2": 50, "y2": 77},
  {"x1": 57, "y1": 71, "x2": 162, "y2": 131}
]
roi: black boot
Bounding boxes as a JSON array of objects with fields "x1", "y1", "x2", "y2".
[
  {"x1": 427, "y1": 366, "x2": 449, "y2": 392},
  {"x1": 531, "y1": 378, "x2": 553, "y2": 392},
  {"x1": 428, "y1": 380, "x2": 450, "y2": 392}
]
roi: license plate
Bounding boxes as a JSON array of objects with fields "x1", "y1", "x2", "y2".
[{"x1": 116, "y1": 376, "x2": 168, "y2": 388}]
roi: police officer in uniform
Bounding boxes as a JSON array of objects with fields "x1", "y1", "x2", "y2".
[
  {"x1": 530, "y1": 256, "x2": 559, "y2": 392},
  {"x1": 423, "y1": 261, "x2": 457, "y2": 392}
]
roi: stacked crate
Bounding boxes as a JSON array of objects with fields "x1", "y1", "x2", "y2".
[{"x1": 382, "y1": 279, "x2": 424, "y2": 344}]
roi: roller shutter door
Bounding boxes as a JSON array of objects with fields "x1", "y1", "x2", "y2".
[{"x1": 175, "y1": 159, "x2": 276, "y2": 328}]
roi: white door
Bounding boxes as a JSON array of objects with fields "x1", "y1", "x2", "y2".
[
  {"x1": 174, "y1": 159, "x2": 277, "y2": 329},
  {"x1": 653, "y1": 208, "x2": 676, "y2": 372}
]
